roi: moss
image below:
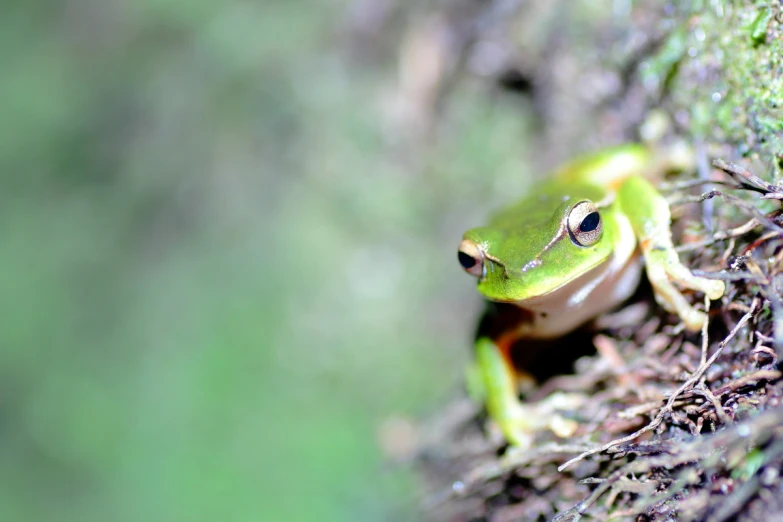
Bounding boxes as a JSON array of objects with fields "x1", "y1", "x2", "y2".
[{"x1": 682, "y1": 2, "x2": 783, "y2": 173}]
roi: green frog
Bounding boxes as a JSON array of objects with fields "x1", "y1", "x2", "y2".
[{"x1": 457, "y1": 144, "x2": 725, "y2": 447}]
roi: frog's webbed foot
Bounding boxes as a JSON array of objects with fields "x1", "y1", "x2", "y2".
[
  {"x1": 491, "y1": 403, "x2": 537, "y2": 449},
  {"x1": 643, "y1": 242, "x2": 725, "y2": 331},
  {"x1": 492, "y1": 401, "x2": 582, "y2": 449}
]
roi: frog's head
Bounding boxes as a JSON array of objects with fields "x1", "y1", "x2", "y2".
[{"x1": 457, "y1": 194, "x2": 616, "y2": 303}]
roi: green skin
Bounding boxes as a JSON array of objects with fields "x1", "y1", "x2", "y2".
[{"x1": 459, "y1": 144, "x2": 725, "y2": 447}]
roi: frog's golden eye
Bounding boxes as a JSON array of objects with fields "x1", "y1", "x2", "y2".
[
  {"x1": 567, "y1": 201, "x2": 602, "y2": 247},
  {"x1": 458, "y1": 239, "x2": 485, "y2": 278}
]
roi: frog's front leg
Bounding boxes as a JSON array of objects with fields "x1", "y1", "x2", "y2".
[
  {"x1": 474, "y1": 337, "x2": 536, "y2": 447},
  {"x1": 474, "y1": 336, "x2": 580, "y2": 448},
  {"x1": 617, "y1": 176, "x2": 725, "y2": 331}
]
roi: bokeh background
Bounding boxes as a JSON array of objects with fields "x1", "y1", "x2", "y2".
[
  {"x1": 0, "y1": 1, "x2": 546, "y2": 520},
  {"x1": 12, "y1": 0, "x2": 766, "y2": 519}
]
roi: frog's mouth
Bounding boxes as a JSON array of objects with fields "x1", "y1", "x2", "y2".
[
  {"x1": 479, "y1": 256, "x2": 609, "y2": 304},
  {"x1": 514, "y1": 256, "x2": 611, "y2": 305}
]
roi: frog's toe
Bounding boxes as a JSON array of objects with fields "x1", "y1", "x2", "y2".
[
  {"x1": 495, "y1": 394, "x2": 584, "y2": 447},
  {"x1": 672, "y1": 272, "x2": 725, "y2": 301},
  {"x1": 645, "y1": 254, "x2": 724, "y2": 330},
  {"x1": 548, "y1": 414, "x2": 579, "y2": 438},
  {"x1": 648, "y1": 267, "x2": 708, "y2": 331},
  {"x1": 660, "y1": 258, "x2": 725, "y2": 300},
  {"x1": 704, "y1": 279, "x2": 726, "y2": 301},
  {"x1": 500, "y1": 425, "x2": 535, "y2": 449},
  {"x1": 655, "y1": 288, "x2": 708, "y2": 331},
  {"x1": 495, "y1": 409, "x2": 537, "y2": 449},
  {"x1": 682, "y1": 307, "x2": 708, "y2": 331}
]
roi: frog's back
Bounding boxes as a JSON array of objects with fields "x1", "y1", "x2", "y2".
[
  {"x1": 553, "y1": 143, "x2": 651, "y2": 189},
  {"x1": 487, "y1": 180, "x2": 606, "y2": 232},
  {"x1": 486, "y1": 144, "x2": 650, "y2": 231}
]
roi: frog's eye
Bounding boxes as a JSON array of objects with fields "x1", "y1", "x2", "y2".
[
  {"x1": 458, "y1": 239, "x2": 485, "y2": 278},
  {"x1": 567, "y1": 201, "x2": 602, "y2": 247}
]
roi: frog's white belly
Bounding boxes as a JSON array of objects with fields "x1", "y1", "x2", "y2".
[{"x1": 514, "y1": 214, "x2": 642, "y2": 339}]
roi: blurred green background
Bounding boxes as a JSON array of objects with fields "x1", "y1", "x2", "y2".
[{"x1": 0, "y1": 1, "x2": 540, "y2": 521}]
